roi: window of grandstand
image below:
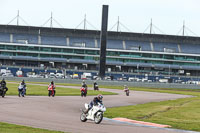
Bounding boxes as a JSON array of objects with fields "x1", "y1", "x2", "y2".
[
  {"x1": 40, "y1": 47, "x2": 51, "y2": 52},
  {"x1": 72, "y1": 42, "x2": 86, "y2": 47},
  {"x1": 164, "y1": 48, "x2": 175, "y2": 53},
  {"x1": 85, "y1": 50, "x2": 97, "y2": 55},
  {"x1": 74, "y1": 49, "x2": 84, "y2": 54},
  {"x1": 130, "y1": 46, "x2": 141, "y2": 51},
  {"x1": 17, "y1": 39, "x2": 28, "y2": 44}
]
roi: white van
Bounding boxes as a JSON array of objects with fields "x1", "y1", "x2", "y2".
[
  {"x1": 81, "y1": 73, "x2": 92, "y2": 80},
  {"x1": 159, "y1": 79, "x2": 168, "y2": 83},
  {"x1": 16, "y1": 70, "x2": 23, "y2": 77}
]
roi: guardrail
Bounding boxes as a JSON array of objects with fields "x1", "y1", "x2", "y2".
[{"x1": 4, "y1": 77, "x2": 200, "y2": 90}]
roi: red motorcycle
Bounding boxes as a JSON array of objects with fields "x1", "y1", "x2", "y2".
[
  {"x1": 80, "y1": 87, "x2": 87, "y2": 97},
  {"x1": 48, "y1": 85, "x2": 56, "y2": 97},
  {"x1": 124, "y1": 88, "x2": 130, "y2": 96}
]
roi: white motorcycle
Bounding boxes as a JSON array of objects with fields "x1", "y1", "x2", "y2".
[
  {"x1": 18, "y1": 85, "x2": 26, "y2": 97},
  {"x1": 80, "y1": 102, "x2": 106, "y2": 124}
]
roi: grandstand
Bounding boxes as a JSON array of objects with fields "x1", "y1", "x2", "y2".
[{"x1": 0, "y1": 24, "x2": 200, "y2": 77}]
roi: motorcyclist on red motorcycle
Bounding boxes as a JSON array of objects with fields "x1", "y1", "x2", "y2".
[
  {"x1": 123, "y1": 85, "x2": 130, "y2": 96},
  {"x1": 48, "y1": 81, "x2": 56, "y2": 97},
  {"x1": 81, "y1": 80, "x2": 87, "y2": 94},
  {"x1": 84, "y1": 94, "x2": 103, "y2": 114},
  {"x1": 82, "y1": 80, "x2": 87, "y2": 88}
]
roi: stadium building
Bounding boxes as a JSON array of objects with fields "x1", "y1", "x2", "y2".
[{"x1": 0, "y1": 24, "x2": 200, "y2": 77}]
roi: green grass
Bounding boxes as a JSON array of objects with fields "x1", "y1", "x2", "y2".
[
  {"x1": 0, "y1": 122, "x2": 64, "y2": 133},
  {"x1": 0, "y1": 82, "x2": 116, "y2": 133},
  {"x1": 6, "y1": 82, "x2": 117, "y2": 96},
  {"x1": 5, "y1": 81, "x2": 200, "y2": 131},
  {"x1": 9, "y1": 81, "x2": 88, "y2": 87},
  {"x1": 103, "y1": 86, "x2": 200, "y2": 132}
]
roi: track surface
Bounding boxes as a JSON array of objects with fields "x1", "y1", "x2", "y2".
[{"x1": 0, "y1": 85, "x2": 193, "y2": 133}]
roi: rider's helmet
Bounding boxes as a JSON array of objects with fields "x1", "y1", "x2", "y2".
[
  {"x1": 97, "y1": 94, "x2": 103, "y2": 101},
  {"x1": 21, "y1": 80, "x2": 25, "y2": 84},
  {"x1": 51, "y1": 81, "x2": 54, "y2": 85},
  {"x1": 124, "y1": 85, "x2": 127, "y2": 87},
  {"x1": 82, "y1": 80, "x2": 86, "y2": 84},
  {"x1": 2, "y1": 78, "x2": 5, "y2": 81}
]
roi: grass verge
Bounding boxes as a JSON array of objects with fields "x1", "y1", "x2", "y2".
[
  {"x1": 6, "y1": 82, "x2": 117, "y2": 96},
  {"x1": 103, "y1": 86, "x2": 200, "y2": 132},
  {"x1": 5, "y1": 81, "x2": 200, "y2": 131},
  {"x1": 0, "y1": 122, "x2": 64, "y2": 133}
]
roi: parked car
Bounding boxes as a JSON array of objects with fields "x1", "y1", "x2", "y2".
[
  {"x1": 105, "y1": 76, "x2": 112, "y2": 80},
  {"x1": 93, "y1": 76, "x2": 100, "y2": 80},
  {"x1": 49, "y1": 73, "x2": 56, "y2": 78},
  {"x1": 122, "y1": 76, "x2": 128, "y2": 81},
  {"x1": 27, "y1": 72, "x2": 36, "y2": 77},
  {"x1": 159, "y1": 79, "x2": 168, "y2": 83},
  {"x1": 128, "y1": 77, "x2": 135, "y2": 81},
  {"x1": 72, "y1": 74, "x2": 79, "y2": 79},
  {"x1": 55, "y1": 73, "x2": 65, "y2": 79},
  {"x1": 2, "y1": 73, "x2": 14, "y2": 77}
]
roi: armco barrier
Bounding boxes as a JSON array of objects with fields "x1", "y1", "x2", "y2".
[{"x1": 3, "y1": 77, "x2": 200, "y2": 89}]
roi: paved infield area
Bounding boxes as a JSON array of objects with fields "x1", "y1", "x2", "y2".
[{"x1": 0, "y1": 85, "x2": 193, "y2": 133}]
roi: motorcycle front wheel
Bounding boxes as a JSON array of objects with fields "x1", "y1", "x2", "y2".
[
  {"x1": 48, "y1": 90, "x2": 51, "y2": 97},
  {"x1": 126, "y1": 91, "x2": 129, "y2": 96},
  {"x1": 94, "y1": 112, "x2": 103, "y2": 124},
  {"x1": 2, "y1": 91, "x2": 5, "y2": 98},
  {"x1": 81, "y1": 92, "x2": 84, "y2": 97},
  {"x1": 80, "y1": 113, "x2": 87, "y2": 122}
]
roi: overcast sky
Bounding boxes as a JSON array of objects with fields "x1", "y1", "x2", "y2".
[{"x1": 0, "y1": 0, "x2": 200, "y2": 36}]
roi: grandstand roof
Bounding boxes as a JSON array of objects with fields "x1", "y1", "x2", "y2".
[{"x1": 0, "y1": 24, "x2": 200, "y2": 44}]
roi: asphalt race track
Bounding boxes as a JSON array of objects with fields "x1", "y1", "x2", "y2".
[{"x1": 0, "y1": 84, "x2": 194, "y2": 133}]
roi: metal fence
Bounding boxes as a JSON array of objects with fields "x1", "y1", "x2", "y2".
[{"x1": 4, "y1": 77, "x2": 200, "y2": 90}]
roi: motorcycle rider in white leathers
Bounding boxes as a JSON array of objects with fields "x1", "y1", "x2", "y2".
[{"x1": 84, "y1": 94, "x2": 103, "y2": 114}]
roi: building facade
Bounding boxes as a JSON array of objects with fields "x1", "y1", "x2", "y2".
[{"x1": 0, "y1": 25, "x2": 200, "y2": 76}]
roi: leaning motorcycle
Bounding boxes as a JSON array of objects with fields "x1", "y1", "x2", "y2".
[
  {"x1": 18, "y1": 85, "x2": 25, "y2": 97},
  {"x1": 124, "y1": 89, "x2": 130, "y2": 96},
  {"x1": 0, "y1": 87, "x2": 6, "y2": 98},
  {"x1": 48, "y1": 85, "x2": 56, "y2": 97},
  {"x1": 94, "y1": 85, "x2": 99, "y2": 91},
  {"x1": 80, "y1": 102, "x2": 106, "y2": 124},
  {"x1": 48, "y1": 89, "x2": 55, "y2": 97},
  {"x1": 80, "y1": 87, "x2": 87, "y2": 97}
]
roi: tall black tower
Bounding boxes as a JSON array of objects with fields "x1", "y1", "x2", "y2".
[{"x1": 99, "y1": 5, "x2": 109, "y2": 79}]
